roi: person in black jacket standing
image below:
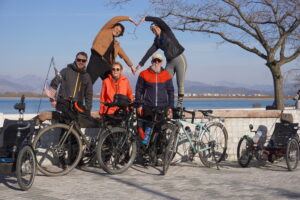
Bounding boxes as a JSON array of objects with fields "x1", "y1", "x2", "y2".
[
  {"x1": 37, "y1": 51, "x2": 93, "y2": 122},
  {"x1": 135, "y1": 16, "x2": 187, "y2": 107}
]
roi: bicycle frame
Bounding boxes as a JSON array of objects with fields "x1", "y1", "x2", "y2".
[{"x1": 175, "y1": 118, "x2": 212, "y2": 154}]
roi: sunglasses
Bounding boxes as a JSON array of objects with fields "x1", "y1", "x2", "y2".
[
  {"x1": 152, "y1": 58, "x2": 162, "y2": 63},
  {"x1": 76, "y1": 58, "x2": 87, "y2": 63},
  {"x1": 112, "y1": 68, "x2": 121, "y2": 71}
]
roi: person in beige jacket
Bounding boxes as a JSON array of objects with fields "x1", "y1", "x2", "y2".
[{"x1": 87, "y1": 16, "x2": 136, "y2": 84}]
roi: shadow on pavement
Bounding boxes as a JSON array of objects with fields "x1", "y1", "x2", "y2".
[
  {"x1": 78, "y1": 165, "x2": 181, "y2": 200},
  {"x1": 0, "y1": 174, "x2": 22, "y2": 191}
]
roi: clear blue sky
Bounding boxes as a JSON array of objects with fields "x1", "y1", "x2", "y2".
[{"x1": 0, "y1": 0, "x2": 298, "y2": 86}]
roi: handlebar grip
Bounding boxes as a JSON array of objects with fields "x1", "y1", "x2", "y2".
[{"x1": 183, "y1": 108, "x2": 196, "y2": 124}]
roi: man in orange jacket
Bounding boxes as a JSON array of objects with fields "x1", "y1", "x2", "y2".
[{"x1": 99, "y1": 62, "x2": 133, "y2": 115}]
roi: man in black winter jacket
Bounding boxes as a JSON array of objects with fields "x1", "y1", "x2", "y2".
[{"x1": 37, "y1": 52, "x2": 93, "y2": 123}]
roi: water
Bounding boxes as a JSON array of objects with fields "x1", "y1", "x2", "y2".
[{"x1": 0, "y1": 98, "x2": 295, "y2": 114}]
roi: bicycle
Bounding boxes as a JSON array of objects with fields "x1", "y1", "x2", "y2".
[
  {"x1": 237, "y1": 115, "x2": 300, "y2": 171},
  {"x1": 136, "y1": 107, "x2": 178, "y2": 175},
  {"x1": 172, "y1": 108, "x2": 228, "y2": 169},
  {"x1": 32, "y1": 99, "x2": 103, "y2": 176},
  {"x1": 96, "y1": 99, "x2": 138, "y2": 175},
  {"x1": 96, "y1": 104, "x2": 177, "y2": 175},
  {"x1": 0, "y1": 95, "x2": 37, "y2": 190}
]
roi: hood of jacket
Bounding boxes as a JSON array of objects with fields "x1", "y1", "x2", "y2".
[
  {"x1": 68, "y1": 62, "x2": 87, "y2": 74},
  {"x1": 107, "y1": 73, "x2": 127, "y2": 83}
]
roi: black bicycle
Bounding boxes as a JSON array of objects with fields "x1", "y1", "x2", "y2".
[
  {"x1": 0, "y1": 95, "x2": 37, "y2": 190},
  {"x1": 32, "y1": 99, "x2": 102, "y2": 176},
  {"x1": 96, "y1": 95, "x2": 138, "y2": 175},
  {"x1": 136, "y1": 107, "x2": 178, "y2": 175}
]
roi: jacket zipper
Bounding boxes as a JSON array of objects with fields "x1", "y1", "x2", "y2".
[
  {"x1": 155, "y1": 73, "x2": 158, "y2": 106},
  {"x1": 72, "y1": 72, "x2": 80, "y2": 98}
]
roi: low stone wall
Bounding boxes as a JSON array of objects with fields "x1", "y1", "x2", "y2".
[{"x1": 1, "y1": 109, "x2": 299, "y2": 161}]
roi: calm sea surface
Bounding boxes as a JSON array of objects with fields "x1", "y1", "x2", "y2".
[{"x1": 0, "y1": 98, "x2": 294, "y2": 114}]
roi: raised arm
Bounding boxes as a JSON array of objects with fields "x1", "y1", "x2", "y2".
[
  {"x1": 138, "y1": 43, "x2": 158, "y2": 67},
  {"x1": 102, "y1": 16, "x2": 136, "y2": 30},
  {"x1": 145, "y1": 16, "x2": 171, "y2": 32}
]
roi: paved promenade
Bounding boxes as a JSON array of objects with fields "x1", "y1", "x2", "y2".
[{"x1": 1, "y1": 160, "x2": 300, "y2": 200}]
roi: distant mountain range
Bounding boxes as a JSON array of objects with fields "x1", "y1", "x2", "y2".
[{"x1": 0, "y1": 74, "x2": 297, "y2": 96}]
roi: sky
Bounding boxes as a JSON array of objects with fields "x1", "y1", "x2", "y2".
[{"x1": 0, "y1": 0, "x2": 298, "y2": 86}]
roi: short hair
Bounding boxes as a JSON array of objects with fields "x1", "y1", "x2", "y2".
[
  {"x1": 76, "y1": 51, "x2": 88, "y2": 59},
  {"x1": 113, "y1": 23, "x2": 125, "y2": 37},
  {"x1": 113, "y1": 62, "x2": 123, "y2": 70}
]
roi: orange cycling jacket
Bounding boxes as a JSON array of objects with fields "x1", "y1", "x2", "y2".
[{"x1": 99, "y1": 74, "x2": 133, "y2": 114}]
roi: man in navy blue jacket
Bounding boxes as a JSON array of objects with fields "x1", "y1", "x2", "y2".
[{"x1": 135, "y1": 53, "x2": 174, "y2": 144}]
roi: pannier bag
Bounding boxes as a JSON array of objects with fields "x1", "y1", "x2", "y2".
[{"x1": 113, "y1": 94, "x2": 131, "y2": 108}]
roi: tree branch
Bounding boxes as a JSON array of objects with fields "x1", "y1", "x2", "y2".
[
  {"x1": 223, "y1": 0, "x2": 271, "y2": 52},
  {"x1": 278, "y1": 47, "x2": 300, "y2": 66},
  {"x1": 168, "y1": 12, "x2": 259, "y2": 41},
  {"x1": 174, "y1": 26, "x2": 267, "y2": 60}
]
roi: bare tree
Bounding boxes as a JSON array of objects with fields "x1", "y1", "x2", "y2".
[{"x1": 107, "y1": 0, "x2": 300, "y2": 109}]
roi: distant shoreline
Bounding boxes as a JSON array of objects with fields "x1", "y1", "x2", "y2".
[{"x1": 0, "y1": 95, "x2": 293, "y2": 100}]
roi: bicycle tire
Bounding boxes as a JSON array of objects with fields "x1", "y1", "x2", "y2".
[
  {"x1": 96, "y1": 127, "x2": 137, "y2": 174},
  {"x1": 16, "y1": 145, "x2": 36, "y2": 191},
  {"x1": 162, "y1": 123, "x2": 178, "y2": 175},
  {"x1": 198, "y1": 122, "x2": 228, "y2": 167},
  {"x1": 32, "y1": 123, "x2": 82, "y2": 176},
  {"x1": 237, "y1": 136, "x2": 253, "y2": 167},
  {"x1": 286, "y1": 138, "x2": 299, "y2": 171}
]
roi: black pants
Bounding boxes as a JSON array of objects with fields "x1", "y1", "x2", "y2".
[{"x1": 87, "y1": 49, "x2": 112, "y2": 84}]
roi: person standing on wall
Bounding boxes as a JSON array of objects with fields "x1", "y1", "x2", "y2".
[{"x1": 87, "y1": 16, "x2": 137, "y2": 84}]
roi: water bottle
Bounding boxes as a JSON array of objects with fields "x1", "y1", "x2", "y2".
[
  {"x1": 185, "y1": 126, "x2": 193, "y2": 138},
  {"x1": 0, "y1": 158, "x2": 13, "y2": 163},
  {"x1": 142, "y1": 127, "x2": 152, "y2": 144},
  {"x1": 253, "y1": 130, "x2": 262, "y2": 144}
]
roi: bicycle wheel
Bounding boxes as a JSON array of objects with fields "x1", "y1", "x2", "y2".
[
  {"x1": 96, "y1": 127, "x2": 137, "y2": 174},
  {"x1": 162, "y1": 123, "x2": 178, "y2": 175},
  {"x1": 198, "y1": 122, "x2": 228, "y2": 167},
  {"x1": 32, "y1": 123, "x2": 82, "y2": 176},
  {"x1": 16, "y1": 145, "x2": 36, "y2": 191},
  {"x1": 237, "y1": 137, "x2": 253, "y2": 167},
  {"x1": 286, "y1": 138, "x2": 299, "y2": 171}
]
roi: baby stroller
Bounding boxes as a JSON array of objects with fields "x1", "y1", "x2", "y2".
[
  {"x1": 0, "y1": 95, "x2": 37, "y2": 190},
  {"x1": 237, "y1": 113, "x2": 300, "y2": 171}
]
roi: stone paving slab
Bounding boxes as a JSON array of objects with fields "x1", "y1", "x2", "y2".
[{"x1": 1, "y1": 160, "x2": 300, "y2": 200}]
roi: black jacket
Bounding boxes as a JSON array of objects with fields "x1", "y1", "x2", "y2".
[
  {"x1": 50, "y1": 63, "x2": 93, "y2": 110},
  {"x1": 139, "y1": 16, "x2": 185, "y2": 66}
]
